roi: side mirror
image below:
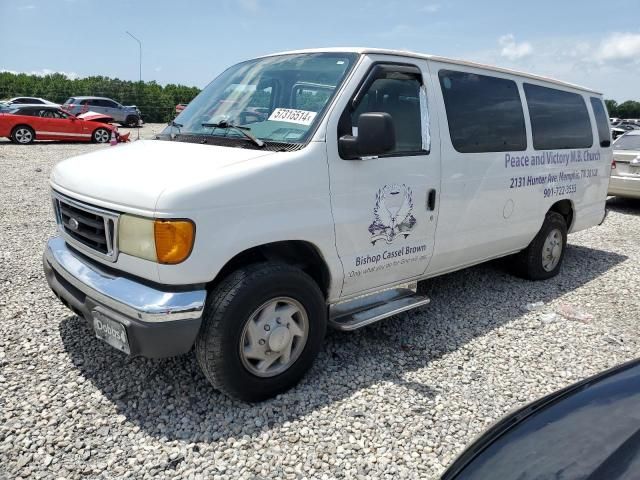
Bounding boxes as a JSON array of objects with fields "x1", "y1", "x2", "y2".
[{"x1": 339, "y1": 112, "x2": 396, "y2": 160}]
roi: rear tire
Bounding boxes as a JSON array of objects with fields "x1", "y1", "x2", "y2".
[
  {"x1": 11, "y1": 125, "x2": 35, "y2": 144},
  {"x1": 195, "y1": 263, "x2": 327, "y2": 402},
  {"x1": 511, "y1": 211, "x2": 567, "y2": 280}
]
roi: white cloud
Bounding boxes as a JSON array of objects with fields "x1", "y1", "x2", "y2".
[
  {"x1": 1, "y1": 68, "x2": 80, "y2": 80},
  {"x1": 421, "y1": 4, "x2": 440, "y2": 13},
  {"x1": 499, "y1": 34, "x2": 533, "y2": 60},
  {"x1": 596, "y1": 32, "x2": 640, "y2": 62},
  {"x1": 238, "y1": 0, "x2": 259, "y2": 13}
]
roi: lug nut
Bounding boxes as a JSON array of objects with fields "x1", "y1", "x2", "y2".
[
  {"x1": 264, "y1": 325, "x2": 270, "y2": 331},
  {"x1": 259, "y1": 339, "x2": 265, "y2": 345}
]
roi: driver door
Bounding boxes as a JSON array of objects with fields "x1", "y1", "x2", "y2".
[{"x1": 326, "y1": 57, "x2": 441, "y2": 297}]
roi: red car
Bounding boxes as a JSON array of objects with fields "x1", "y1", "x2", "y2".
[{"x1": 1, "y1": 105, "x2": 128, "y2": 144}]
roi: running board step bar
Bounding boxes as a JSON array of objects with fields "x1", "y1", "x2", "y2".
[{"x1": 329, "y1": 285, "x2": 431, "y2": 331}]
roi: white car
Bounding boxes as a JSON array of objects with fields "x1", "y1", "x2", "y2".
[
  {"x1": 1, "y1": 96, "x2": 58, "y2": 106},
  {"x1": 43, "y1": 48, "x2": 611, "y2": 401},
  {"x1": 609, "y1": 130, "x2": 640, "y2": 199}
]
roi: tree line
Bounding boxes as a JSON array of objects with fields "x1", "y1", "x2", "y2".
[
  {"x1": 604, "y1": 100, "x2": 640, "y2": 119},
  {"x1": 0, "y1": 71, "x2": 201, "y2": 123},
  {"x1": 2, "y1": 70, "x2": 639, "y2": 122}
]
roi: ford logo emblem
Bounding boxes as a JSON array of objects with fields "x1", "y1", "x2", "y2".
[{"x1": 68, "y1": 218, "x2": 80, "y2": 231}]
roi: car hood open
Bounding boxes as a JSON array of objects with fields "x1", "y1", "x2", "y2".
[{"x1": 50, "y1": 139, "x2": 275, "y2": 213}]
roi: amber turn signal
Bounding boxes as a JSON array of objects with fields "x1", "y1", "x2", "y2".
[{"x1": 154, "y1": 219, "x2": 195, "y2": 264}]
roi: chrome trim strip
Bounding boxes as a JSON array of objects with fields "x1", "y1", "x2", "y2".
[
  {"x1": 38, "y1": 131, "x2": 92, "y2": 137},
  {"x1": 45, "y1": 236, "x2": 206, "y2": 322},
  {"x1": 51, "y1": 190, "x2": 120, "y2": 263}
]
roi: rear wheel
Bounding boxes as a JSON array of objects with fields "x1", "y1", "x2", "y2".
[
  {"x1": 92, "y1": 128, "x2": 111, "y2": 143},
  {"x1": 195, "y1": 263, "x2": 326, "y2": 402},
  {"x1": 511, "y1": 211, "x2": 567, "y2": 280},
  {"x1": 11, "y1": 125, "x2": 35, "y2": 144}
]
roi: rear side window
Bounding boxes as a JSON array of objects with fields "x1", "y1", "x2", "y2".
[
  {"x1": 524, "y1": 84, "x2": 593, "y2": 150},
  {"x1": 590, "y1": 97, "x2": 611, "y2": 147},
  {"x1": 438, "y1": 70, "x2": 526, "y2": 153}
]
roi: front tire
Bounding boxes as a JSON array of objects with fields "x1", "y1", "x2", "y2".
[
  {"x1": 11, "y1": 125, "x2": 35, "y2": 144},
  {"x1": 512, "y1": 211, "x2": 567, "y2": 280},
  {"x1": 195, "y1": 263, "x2": 326, "y2": 402},
  {"x1": 124, "y1": 115, "x2": 139, "y2": 128},
  {"x1": 92, "y1": 128, "x2": 111, "y2": 143}
]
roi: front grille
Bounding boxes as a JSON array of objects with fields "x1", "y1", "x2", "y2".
[{"x1": 52, "y1": 192, "x2": 119, "y2": 261}]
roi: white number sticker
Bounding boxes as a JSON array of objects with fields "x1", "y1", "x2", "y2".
[{"x1": 268, "y1": 108, "x2": 317, "y2": 125}]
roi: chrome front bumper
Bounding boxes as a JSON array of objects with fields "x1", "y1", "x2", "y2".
[{"x1": 43, "y1": 236, "x2": 207, "y2": 358}]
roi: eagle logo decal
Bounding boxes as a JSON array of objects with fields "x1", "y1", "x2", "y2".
[{"x1": 368, "y1": 184, "x2": 417, "y2": 245}]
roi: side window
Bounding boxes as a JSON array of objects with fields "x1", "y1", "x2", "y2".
[
  {"x1": 438, "y1": 70, "x2": 526, "y2": 153},
  {"x1": 347, "y1": 67, "x2": 425, "y2": 155},
  {"x1": 590, "y1": 97, "x2": 611, "y2": 147},
  {"x1": 105, "y1": 100, "x2": 118, "y2": 108},
  {"x1": 524, "y1": 84, "x2": 593, "y2": 150}
]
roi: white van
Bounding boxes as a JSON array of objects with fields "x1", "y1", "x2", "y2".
[{"x1": 43, "y1": 48, "x2": 612, "y2": 401}]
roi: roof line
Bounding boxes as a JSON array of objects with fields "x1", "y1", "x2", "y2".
[{"x1": 258, "y1": 47, "x2": 601, "y2": 95}]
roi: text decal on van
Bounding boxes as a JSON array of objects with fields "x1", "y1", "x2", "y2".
[{"x1": 268, "y1": 108, "x2": 317, "y2": 125}]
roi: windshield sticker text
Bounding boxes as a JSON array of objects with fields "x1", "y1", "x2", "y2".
[{"x1": 268, "y1": 108, "x2": 317, "y2": 125}]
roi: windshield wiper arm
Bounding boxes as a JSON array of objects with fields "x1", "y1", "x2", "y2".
[
  {"x1": 169, "y1": 120, "x2": 183, "y2": 128},
  {"x1": 201, "y1": 121, "x2": 264, "y2": 147}
]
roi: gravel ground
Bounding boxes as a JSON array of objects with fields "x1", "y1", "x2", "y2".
[{"x1": 1, "y1": 129, "x2": 639, "y2": 479}]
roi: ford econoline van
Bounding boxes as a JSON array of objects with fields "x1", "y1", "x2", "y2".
[{"x1": 44, "y1": 48, "x2": 612, "y2": 401}]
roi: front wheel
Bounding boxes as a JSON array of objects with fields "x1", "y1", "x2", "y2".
[
  {"x1": 511, "y1": 211, "x2": 567, "y2": 280},
  {"x1": 92, "y1": 128, "x2": 111, "y2": 143},
  {"x1": 195, "y1": 263, "x2": 326, "y2": 402},
  {"x1": 124, "y1": 115, "x2": 139, "y2": 128}
]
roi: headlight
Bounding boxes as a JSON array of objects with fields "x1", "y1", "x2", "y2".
[{"x1": 118, "y1": 215, "x2": 195, "y2": 264}]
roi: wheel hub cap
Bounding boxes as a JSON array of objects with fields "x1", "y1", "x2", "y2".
[
  {"x1": 239, "y1": 297, "x2": 309, "y2": 378},
  {"x1": 268, "y1": 325, "x2": 291, "y2": 352},
  {"x1": 542, "y1": 228, "x2": 563, "y2": 272}
]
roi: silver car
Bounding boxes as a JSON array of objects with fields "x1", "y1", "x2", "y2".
[
  {"x1": 609, "y1": 130, "x2": 640, "y2": 199},
  {"x1": 62, "y1": 96, "x2": 141, "y2": 127}
]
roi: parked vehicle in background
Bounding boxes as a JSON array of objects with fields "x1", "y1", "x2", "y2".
[
  {"x1": 43, "y1": 48, "x2": 612, "y2": 401},
  {"x1": 609, "y1": 130, "x2": 640, "y2": 199},
  {"x1": 441, "y1": 358, "x2": 640, "y2": 480},
  {"x1": 0, "y1": 96, "x2": 58, "y2": 106},
  {"x1": 610, "y1": 117, "x2": 621, "y2": 124},
  {"x1": 1, "y1": 104, "x2": 128, "y2": 144},
  {"x1": 175, "y1": 103, "x2": 188, "y2": 114},
  {"x1": 62, "y1": 96, "x2": 141, "y2": 127},
  {"x1": 612, "y1": 126, "x2": 627, "y2": 140}
]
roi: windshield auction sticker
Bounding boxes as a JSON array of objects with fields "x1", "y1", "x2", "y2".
[{"x1": 268, "y1": 108, "x2": 317, "y2": 125}]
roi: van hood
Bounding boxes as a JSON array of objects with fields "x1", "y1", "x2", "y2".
[{"x1": 50, "y1": 140, "x2": 275, "y2": 213}]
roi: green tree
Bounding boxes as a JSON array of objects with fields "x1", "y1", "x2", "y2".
[
  {"x1": 604, "y1": 99, "x2": 618, "y2": 117},
  {"x1": 0, "y1": 71, "x2": 201, "y2": 123}
]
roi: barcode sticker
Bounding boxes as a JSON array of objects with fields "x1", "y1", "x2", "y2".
[{"x1": 268, "y1": 108, "x2": 317, "y2": 125}]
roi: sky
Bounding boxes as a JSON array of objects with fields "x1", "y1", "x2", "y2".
[{"x1": 1, "y1": 0, "x2": 640, "y2": 101}]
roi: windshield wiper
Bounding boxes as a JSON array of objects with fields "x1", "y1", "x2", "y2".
[
  {"x1": 169, "y1": 120, "x2": 183, "y2": 129},
  {"x1": 201, "y1": 121, "x2": 264, "y2": 147}
]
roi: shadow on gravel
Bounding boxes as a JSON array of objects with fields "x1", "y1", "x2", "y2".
[
  {"x1": 58, "y1": 244, "x2": 627, "y2": 443},
  {"x1": 607, "y1": 196, "x2": 640, "y2": 214}
]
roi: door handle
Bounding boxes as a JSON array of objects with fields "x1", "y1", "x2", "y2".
[{"x1": 427, "y1": 189, "x2": 437, "y2": 211}]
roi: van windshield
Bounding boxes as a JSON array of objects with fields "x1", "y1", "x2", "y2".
[{"x1": 163, "y1": 52, "x2": 358, "y2": 146}]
